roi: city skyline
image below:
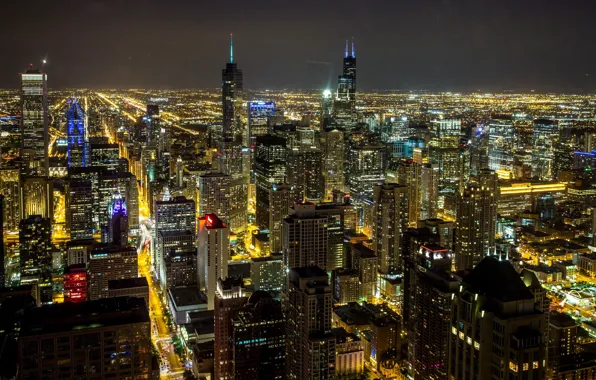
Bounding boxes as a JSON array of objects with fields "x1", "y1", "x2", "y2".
[{"x1": 2, "y1": 0, "x2": 596, "y2": 91}]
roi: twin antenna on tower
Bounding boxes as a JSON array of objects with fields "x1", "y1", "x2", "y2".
[{"x1": 345, "y1": 37, "x2": 355, "y2": 58}]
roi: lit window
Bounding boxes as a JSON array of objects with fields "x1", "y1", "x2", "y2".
[
  {"x1": 466, "y1": 337, "x2": 472, "y2": 345},
  {"x1": 474, "y1": 341, "x2": 480, "y2": 350},
  {"x1": 452, "y1": 327, "x2": 457, "y2": 335},
  {"x1": 459, "y1": 332, "x2": 464, "y2": 340},
  {"x1": 533, "y1": 361, "x2": 539, "y2": 369},
  {"x1": 523, "y1": 363, "x2": 529, "y2": 371},
  {"x1": 509, "y1": 362, "x2": 518, "y2": 372}
]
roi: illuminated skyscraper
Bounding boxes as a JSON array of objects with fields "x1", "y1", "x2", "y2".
[
  {"x1": 220, "y1": 34, "x2": 245, "y2": 176},
  {"x1": 334, "y1": 39, "x2": 357, "y2": 123},
  {"x1": 0, "y1": 168, "x2": 21, "y2": 231},
  {"x1": 67, "y1": 180, "x2": 93, "y2": 240},
  {"x1": 254, "y1": 135, "x2": 287, "y2": 229},
  {"x1": 198, "y1": 172, "x2": 231, "y2": 221},
  {"x1": 455, "y1": 169, "x2": 498, "y2": 271},
  {"x1": 66, "y1": 99, "x2": 87, "y2": 168},
  {"x1": 487, "y1": 116, "x2": 515, "y2": 175},
  {"x1": 420, "y1": 163, "x2": 439, "y2": 220},
  {"x1": 20, "y1": 66, "x2": 49, "y2": 175},
  {"x1": 346, "y1": 143, "x2": 385, "y2": 198},
  {"x1": 285, "y1": 266, "x2": 335, "y2": 379},
  {"x1": 247, "y1": 101, "x2": 275, "y2": 148},
  {"x1": 395, "y1": 159, "x2": 422, "y2": 226},
  {"x1": 532, "y1": 119, "x2": 558, "y2": 181},
  {"x1": 321, "y1": 128, "x2": 345, "y2": 200},
  {"x1": 108, "y1": 191, "x2": 129, "y2": 247},
  {"x1": 282, "y1": 203, "x2": 329, "y2": 270},
  {"x1": 268, "y1": 183, "x2": 295, "y2": 253},
  {"x1": 88, "y1": 245, "x2": 138, "y2": 300},
  {"x1": 373, "y1": 183, "x2": 409, "y2": 274},
  {"x1": 198, "y1": 214, "x2": 230, "y2": 310},
  {"x1": 19, "y1": 215, "x2": 52, "y2": 288},
  {"x1": 448, "y1": 257, "x2": 546, "y2": 379},
  {"x1": 21, "y1": 177, "x2": 53, "y2": 220},
  {"x1": 288, "y1": 147, "x2": 324, "y2": 202}
]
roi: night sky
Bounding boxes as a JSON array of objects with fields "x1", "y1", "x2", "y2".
[{"x1": 2, "y1": 0, "x2": 596, "y2": 91}]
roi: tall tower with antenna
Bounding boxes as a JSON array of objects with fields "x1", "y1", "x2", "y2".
[
  {"x1": 20, "y1": 64, "x2": 49, "y2": 175},
  {"x1": 334, "y1": 38, "x2": 357, "y2": 123}
]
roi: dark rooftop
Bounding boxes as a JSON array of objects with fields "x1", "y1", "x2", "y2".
[
  {"x1": 463, "y1": 257, "x2": 533, "y2": 302},
  {"x1": 293, "y1": 266, "x2": 328, "y2": 279},
  {"x1": 20, "y1": 297, "x2": 149, "y2": 337},
  {"x1": 168, "y1": 286, "x2": 206, "y2": 307},
  {"x1": 108, "y1": 276, "x2": 149, "y2": 290}
]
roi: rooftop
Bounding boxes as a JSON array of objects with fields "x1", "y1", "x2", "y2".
[
  {"x1": 108, "y1": 276, "x2": 149, "y2": 290},
  {"x1": 20, "y1": 297, "x2": 149, "y2": 337},
  {"x1": 464, "y1": 257, "x2": 533, "y2": 302},
  {"x1": 168, "y1": 286, "x2": 206, "y2": 307}
]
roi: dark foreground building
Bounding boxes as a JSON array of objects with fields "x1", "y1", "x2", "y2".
[{"x1": 17, "y1": 297, "x2": 151, "y2": 379}]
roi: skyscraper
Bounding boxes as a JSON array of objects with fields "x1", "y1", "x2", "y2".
[
  {"x1": 282, "y1": 203, "x2": 329, "y2": 270},
  {"x1": 67, "y1": 180, "x2": 94, "y2": 240},
  {"x1": 285, "y1": 266, "x2": 335, "y2": 379},
  {"x1": 373, "y1": 183, "x2": 409, "y2": 274},
  {"x1": 20, "y1": 66, "x2": 49, "y2": 175},
  {"x1": 66, "y1": 98, "x2": 87, "y2": 168},
  {"x1": 19, "y1": 215, "x2": 52, "y2": 283},
  {"x1": 232, "y1": 291, "x2": 286, "y2": 379},
  {"x1": 448, "y1": 257, "x2": 546, "y2": 379},
  {"x1": 88, "y1": 245, "x2": 138, "y2": 300},
  {"x1": 321, "y1": 128, "x2": 345, "y2": 200},
  {"x1": 0, "y1": 195, "x2": 5, "y2": 288},
  {"x1": 0, "y1": 168, "x2": 21, "y2": 232},
  {"x1": 247, "y1": 101, "x2": 275, "y2": 149},
  {"x1": 268, "y1": 183, "x2": 295, "y2": 253},
  {"x1": 334, "y1": 39, "x2": 357, "y2": 123},
  {"x1": 455, "y1": 169, "x2": 498, "y2": 271},
  {"x1": 220, "y1": 34, "x2": 245, "y2": 176},
  {"x1": 108, "y1": 191, "x2": 129, "y2": 247},
  {"x1": 214, "y1": 277, "x2": 249, "y2": 379},
  {"x1": 255, "y1": 135, "x2": 287, "y2": 230},
  {"x1": 198, "y1": 214, "x2": 230, "y2": 310},
  {"x1": 21, "y1": 177, "x2": 53, "y2": 220}
]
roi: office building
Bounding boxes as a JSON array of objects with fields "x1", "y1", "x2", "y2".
[
  {"x1": 487, "y1": 117, "x2": 515, "y2": 175},
  {"x1": 90, "y1": 143, "x2": 120, "y2": 171},
  {"x1": 285, "y1": 266, "x2": 335, "y2": 380},
  {"x1": 532, "y1": 119, "x2": 558, "y2": 181},
  {"x1": 21, "y1": 177, "x2": 53, "y2": 219},
  {"x1": 66, "y1": 99, "x2": 87, "y2": 168},
  {"x1": 350, "y1": 243, "x2": 377, "y2": 302},
  {"x1": 455, "y1": 169, "x2": 498, "y2": 270},
  {"x1": 255, "y1": 135, "x2": 287, "y2": 229},
  {"x1": 373, "y1": 183, "x2": 409, "y2": 274},
  {"x1": 67, "y1": 180, "x2": 94, "y2": 240},
  {"x1": 66, "y1": 239, "x2": 94, "y2": 266},
  {"x1": 63, "y1": 263, "x2": 87, "y2": 303},
  {"x1": 448, "y1": 257, "x2": 546, "y2": 379},
  {"x1": 19, "y1": 215, "x2": 52, "y2": 284},
  {"x1": 396, "y1": 159, "x2": 422, "y2": 226},
  {"x1": 198, "y1": 172, "x2": 231, "y2": 222},
  {"x1": 88, "y1": 245, "x2": 138, "y2": 300},
  {"x1": 198, "y1": 214, "x2": 230, "y2": 309},
  {"x1": 98, "y1": 172, "x2": 139, "y2": 232},
  {"x1": 288, "y1": 147, "x2": 324, "y2": 202},
  {"x1": 548, "y1": 311, "x2": 577, "y2": 376},
  {"x1": 321, "y1": 128, "x2": 345, "y2": 200},
  {"x1": 333, "y1": 269, "x2": 360, "y2": 304},
  {"x1": 214, "y1": 277, "x2": 248, "y2": 380},
  {"x1": 333, "y1": 39, "x2": 357, "y2": 122},
  {"x1": 232, "y1": 291, "x2": 285, "y2": 380},
  {"x1": 282, "y1": 203, "x2": 329, "y2": 270},
  {"x1": 157, "y1": 230, "x2": 196, "y2": 288},
  {"x1": 346, "y1": 143, "x2": 385, "y2": 198},
  {"x1": 250, "y1": 255, "x2": 283, "y2": 292},
  {"x1": 20, "y1": 66, "x2": 49, "y2": 175},
  {"x1": 17, "y1": 297, "x2": 151, "y2": 379},
  {"x1": 268, "y1": 183, "x2": 295, "y2": 253},
  {"x1": 247, "y1": 101, "x2": 275, "y2": 148},
  {"x1": 107, "y1": 191, "x2": 129, "y2": 247},
  {"x1": 220, "y1": 34, "x2": 245, "y2": 176},
  {"x1": 0, "y1": 168, "x2": 21, "y2": 231},
  {"x1": 332, "y1": 328, "x2": 365, "y2": 378}
]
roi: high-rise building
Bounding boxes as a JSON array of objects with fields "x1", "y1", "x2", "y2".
[
  {"x1": 198, "y1": 172, "x2": 231, "y2": 220},
  {"x1": 288, "y1": 147, "x2": 324, "y2": 202},
  {"x1": 420, "y1": 163, "x2": 439, "y2": 220},
  {"x1": 333, "y1": 269, "x2": 360, "y2": 304},
  {"x1": 17, "y1": 297, "x2": 151, "y2": 379},
  {"x1": 349, "y1": 242, "x2": 377, "y2": 302},
  {"x1": 98, "y1": 172, "x2": 139, "y2": 232},
  {"x1": 373, "y1": 183, "x2": 409, "y2": 274},
  {"x1": 455, "y1": 169, "x2": 498, "y2": 270},
  {"x1": 88, "y1": 245, "x2": 138, "y2": 300},
  {"x1": 19, "y1": 215, "x2": 52, "y2": 285},
  {"x1": 198, "y1": 214, "x2": 230, "y2": 309},
  {"x1": 250, "y1": 255, "x2": 283, "y2": 292},
  {"x1": 334, "y1": 40, "x2": 357, "y2": 123},
  {"x1": 282, "y1": 203, "x2": 329, "y2": 270},
  {"x1": 548, "y1": 311, "x2": 577, "y2": 376},
  {"x1": 21, "y1": 177, "x2": 53, "y2": 219},
  {"x1": 269, "y1": 183, "x2": 295, "y2": 253},
  {"x1": 220, "y1": 34, "x2": 245, "y2": 176},
  {"x1": 66, "y1": 99, "x2": 88, "y2": 168},
  {"x1": 532, "y1": 119, "x2": 558, "y2": 181},
  {"x1": 487, "y1": 116, "x2": 515, "y2": 175},
  {"x1": 0, "y1": 195, "x2": 5, "y2": 288},
  {"x1": 346, "y1": 143, "x2": 385, "y2": 198},
  {"x1": 153, "y1": 196, "x2": 195, "y2": 276},
  {"x1": 255, "y1": 135, "x2": 287, "y2": 229},
  {"x1": 63, "y1": 263, "x2": 88, "y2": 303},
  {"x1": 232, "y1": 291, "x2": 285, "y2": 380},
  {"x1": 407, "y1": 244, "x2": 457, "y2": 380},
  {"x1": 157, "y1": 230, "x2": 196, "y2": 288},
  {"x1": 20, "y1": 66, "x2": 49, "y2": 175},
  {"x1": 107, "y1": 192, "x2": 129, "y2": 247},
  {"x1": 67, "y1": 180, "x2": 94, "y2": 240},
  {"x1": 90, "y1": 143, "x2": 119, "y2": 171},
  {"x1": 0, "y1": 168, "x2": 21, "y2": 231},
  {"x1": 321, "y1": 128, "x2": 345, "y2": 200},
  {"x1": 214, "y1": 277, "x2": 248, "y2": 379},
  {"x1": 247, "y1": 101, "x2": 275, "y2": 148},
  {"x1": 395, "y1": 159, "x2": 422, "y2": 226},
  {"x1": 448, "y1": 257, "x2": 546, "y2": 379},
  {"x1": 285, "y1": 266, "x2": 335, "y2": 379}
]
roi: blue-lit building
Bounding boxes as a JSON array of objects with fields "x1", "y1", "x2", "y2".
[
  {"x1": 66, "y1": 99, "x2": 87, "y2": 168},
  {"x1": 333, "y1": 39, "x2": 357, "y2": 122},
  {"x1": 248, "y1": 101, "x2": 275, "y2": 148},
  {"x1": 574, "y1": 150, "x2": 596, "y2": 170},
  {"x1": 108, "y1": 191, "x2": 128, "y2": 247}
]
